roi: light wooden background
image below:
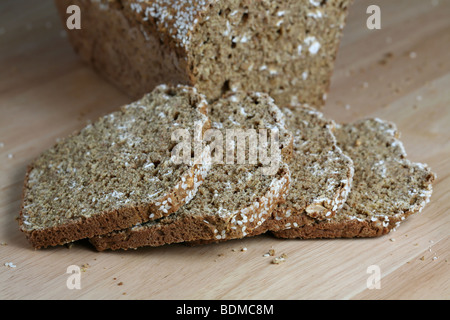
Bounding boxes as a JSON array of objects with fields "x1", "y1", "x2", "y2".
[{"x1": 0, "y1": 0, "x2": 448, "y2": 300}]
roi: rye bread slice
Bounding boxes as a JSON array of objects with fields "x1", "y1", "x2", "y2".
[
  {"x1": 19, "y1": 85, "x2": 211, "y2": 249},
  {"x1": 279, "y1": 107, "x2": 354, "y2": 221},
  {"x1": 89, "y1": 91, "x2": 293, "y2": 251},
  {"x1": 186, "y1": 105, "x2": 355, "y2": 246},
  {"x1": 270, "y1": 118, "x2": 436, "y2": 239}
]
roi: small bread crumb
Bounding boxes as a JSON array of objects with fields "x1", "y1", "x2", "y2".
[
  {"x1": 4, "y1": 262, "x2": 16, "y2": 268},
  {"x1": 271, "y1": 253, "x2": 288, "y2": 264},
  {"x1": 263, "y1": 248, "x2": 276, "y2": 257}
]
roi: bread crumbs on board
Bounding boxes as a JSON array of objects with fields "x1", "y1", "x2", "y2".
[
  {"x1": 263, "y1": 249, "x2": 276, "y2": 257},
  {"x1": 272, "y1": 253, "x2": 288, "y2": 264},
  {"x1": 4, "y1": 262, "x2": 16, "y2": 268}
]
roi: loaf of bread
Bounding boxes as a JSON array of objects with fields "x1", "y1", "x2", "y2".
[
  {"x1": 55, "y1": 0, "x2": 352, "y2": 108},
  {"x1": 89, "y1": 91, "x2": 293, "y2": 251},
  {"x1": 19, "y1": 85, "x2": 211, "y2": 249}
]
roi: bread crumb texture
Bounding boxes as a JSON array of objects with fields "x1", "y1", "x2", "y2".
[
  {"x1": 55, "y1": 0, "x2": 352, "y2": 107},
  {"x1": 89, "y1": 91, "x2": 292, "y2": 251},
  {"x1": 20, "y1": 85, "x2": 210, "y2": 249},
  {"x1": 272, "y1": 117, "x2": 436, "y2": 239}
]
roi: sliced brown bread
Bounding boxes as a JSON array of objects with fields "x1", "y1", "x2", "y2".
[
  {"x1": 269, "y1": 118, "x2": 436, "y2": 239},
  {"x1": 19, "y1": 85, "x2": 211, "y2": 249},
  {"x1": 55, "y1": 0, "x2": 353, "y2": 108},
  {"x1": 90, "y1": 104, "x2": 356, "y2": 250},
  {"x1": 186, "y1": 105, "x2": 355, "y2": 246},
  {"x1": 89, "y1": 91, "x2": 293, "y2": 251},
  {"x1": 277, "y1": 107, "x2": 354, "y2": 221}
]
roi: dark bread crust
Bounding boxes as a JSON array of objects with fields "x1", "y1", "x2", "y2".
[
  {"x1": 187, "y1": 165, "x2": 435, "y2": 245},
  {"x1": 19, "y1": 161, "x2": 210, "y2": 249},
  {"x1": 270, "y1": 206, "x2": 431, "y2": 239},
  {"x1": 91, "y1": 215, "x2": 217, "y2": 251},
  {"x1": 90, "y1": 164, "x2": 291, "y2": 251}
]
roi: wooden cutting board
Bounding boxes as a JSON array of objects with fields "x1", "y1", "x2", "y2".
[{"x1": 0, "y1": 0, "x2": 448, "y2": 300}]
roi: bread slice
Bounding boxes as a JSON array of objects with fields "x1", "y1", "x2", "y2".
[
  {"x1": 55, "y1": 0, "x2": 353, "y2": 108},
  {"x1": 279, "y1": 107, "x2": 354, "y2": 221},
  {"x1": 186, "y1": 105, "x2": 355, "y2": 246},
  {"x1": 19, "y1": 85, "x2": 211, "y2": 249},
  {"x1": 270, "y1": 118, "x2": 436, "y2": 239},
  {"x1": 89, "y1": 91, "x2": 293, "y2": 251}
]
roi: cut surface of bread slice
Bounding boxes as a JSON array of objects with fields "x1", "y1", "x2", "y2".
[
  {"x1": 89, "y1": 92, "x2": 293, "y2": 251},
  {"x1": 186, "y1": 106, "x2": 355, "y2": 246},
  {"x1": 19, "y1": 85, "x2": 210, "y2": 249},
  {"x1": 270, "y1": 118, "x2": 436, "y2": 239},
  {"x1": 55, "y1": 0, "x2": 353, "y2": 108},
  {"x1": 278, "y1": 107, "x2": 354, "y2": 221}
]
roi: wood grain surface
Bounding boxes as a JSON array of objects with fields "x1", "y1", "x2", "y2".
[{"x1": 0, "y1": 0, "x2": 448, "y2": 300}]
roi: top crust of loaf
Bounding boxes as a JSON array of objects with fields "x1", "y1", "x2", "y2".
[
  {"x1": 19, "y1": 85, "x2": 211, "y2": 249},
  {"x1": 124, "y1": 0, "x2": 215, "y2": 50},
  {"x1": 121, "y1": 0, "x2": 351, "y2": 50}
]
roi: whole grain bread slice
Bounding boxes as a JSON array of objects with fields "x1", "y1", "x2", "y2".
[
  {"x1": 186, "y1": 105, "x2": 355, "y2": 246},
  {"x1": 19, "y1": 85, "x2": 211, "y2": 249},
  {"x1": 269, "y1": 117, "x2": 436, "y2": 239},
  {"x1": 279, "y1": 106, "x2": 355, "y2": 221},
  {"x1": 89, "y1": 91, "x2": 293, "y2": 251}
]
